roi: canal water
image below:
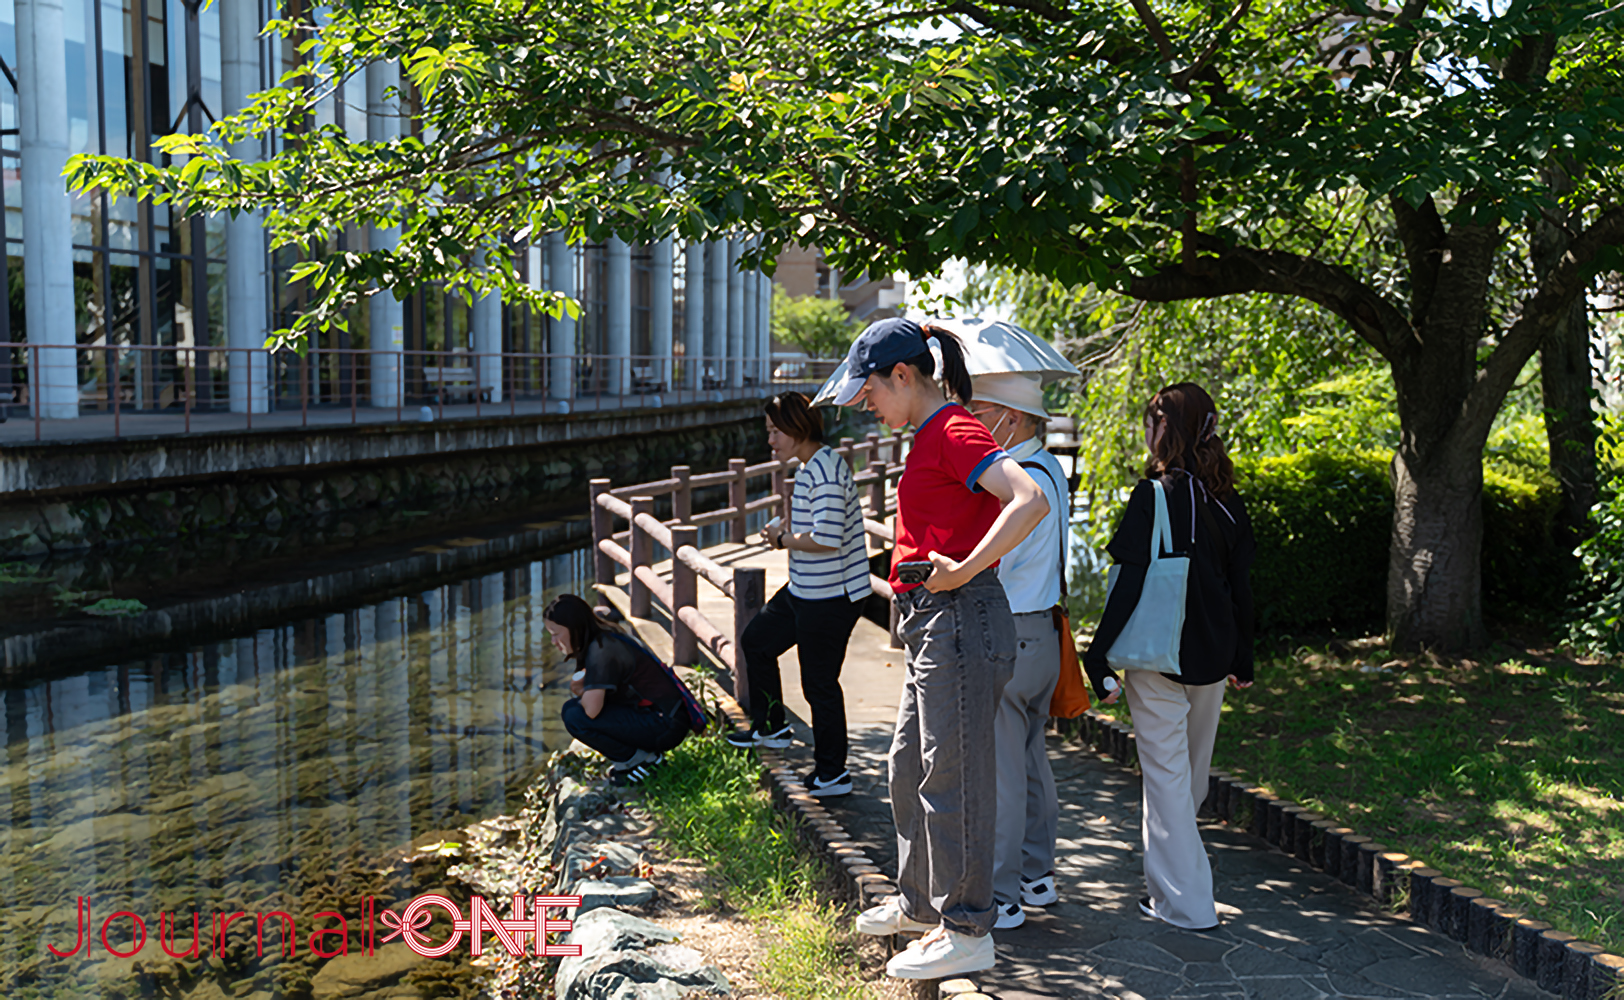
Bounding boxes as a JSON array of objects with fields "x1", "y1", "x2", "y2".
[{"x1": 0, "y1": 545, "x2": 597, "y2": 998}]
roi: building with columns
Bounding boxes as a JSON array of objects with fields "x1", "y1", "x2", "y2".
[{"x1": 0, "y1": 0, "x2": 772, "y2": 419}]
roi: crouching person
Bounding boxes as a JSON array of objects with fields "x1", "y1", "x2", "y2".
[{"x1": 547, "y1": 594, "x2": 695, "y2": 786}]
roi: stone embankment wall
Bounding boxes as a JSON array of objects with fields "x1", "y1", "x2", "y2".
[
  {"x1": 0, "y1": 402, "x2": 767, "y2": 558},
  {"x1": 457, "y1": 756, "x2": 731, "y2": 1000}
]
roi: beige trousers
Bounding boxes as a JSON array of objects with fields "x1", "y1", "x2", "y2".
[{"x1": 1122, "y1": 670, "x2": 1226, "y2": 929}]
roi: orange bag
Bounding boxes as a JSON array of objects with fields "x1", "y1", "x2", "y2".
[{"x1": 1048, "y1": 605, "x2": 1091, "y2": 718}]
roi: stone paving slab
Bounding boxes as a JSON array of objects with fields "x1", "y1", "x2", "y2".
[{"x1": 803, "y1": 732, "x2": 1550, "y2": 999}]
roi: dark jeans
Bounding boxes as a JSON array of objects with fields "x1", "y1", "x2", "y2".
[
  {"x1": 741, "y1": 585, "x2": 865, "y2": 778},
  {"x1": 561, "y1": 698, "x2": 689, "y2": 764}
]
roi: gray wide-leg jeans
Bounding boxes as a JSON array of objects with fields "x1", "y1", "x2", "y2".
[
  {"x1": 890, "y1": 568, "x2": 1016, "y2": 937},
  {"x1": 992, "y1": 610, "x2": 1061, "y2": 906}
]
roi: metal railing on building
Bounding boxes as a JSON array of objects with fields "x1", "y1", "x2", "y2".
[
  {"x1": 0, "y1": 342, "x2": 844, "y2": 441},
  {"x1": 589, "y1": 432, "x2": 913, "y2": 711}
]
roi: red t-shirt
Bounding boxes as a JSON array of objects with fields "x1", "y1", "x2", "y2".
[{"x1": 891, "y1": 404, "x2": 1008, "y2": 593}]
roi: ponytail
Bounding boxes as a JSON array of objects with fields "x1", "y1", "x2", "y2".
[
  {"x1": 876, "y1": 324, "x2": 975, "y2": 404},
  {"x1": 922, "y1": 325, "x2": 974, "y2": 405}
]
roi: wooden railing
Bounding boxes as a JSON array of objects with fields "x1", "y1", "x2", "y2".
[{"x1": 590, "y1": 431, "x2": 913, "y2": 710}]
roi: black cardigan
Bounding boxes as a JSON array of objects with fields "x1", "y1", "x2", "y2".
[{"x1": 1082, "y1": 473, "x2": 1256, "y2": 695}]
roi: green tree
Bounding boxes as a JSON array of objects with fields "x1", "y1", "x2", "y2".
[
  {"x1": 769, "y1": 286, "x2": 856, "y2": 359},
  {"x1": 66, "y1": 0, "x2": 1624, "y2": 648}
]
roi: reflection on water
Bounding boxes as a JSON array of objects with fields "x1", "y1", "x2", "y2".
[{"x1": 0, "y1": 548, "x2": 592, "y2": 997}]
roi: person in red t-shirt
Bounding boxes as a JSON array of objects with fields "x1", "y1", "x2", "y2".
[{"x1": 830, "y1": 317, "x2": 1049, "y2": 981}]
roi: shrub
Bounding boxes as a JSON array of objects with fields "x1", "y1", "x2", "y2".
[
  {"x1": 1235, "y1": 451, "x2": 1392, "y2": 632},
  {"x1": 1566, "y1": 489, "x2": 1624, "y2": 658},
  {"x1": 1229, "y1": 450, "x2": 1569, "y2": 634}
]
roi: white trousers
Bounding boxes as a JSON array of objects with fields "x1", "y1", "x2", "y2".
[{"x1": 1122, "y1": 670, "x2": 1226, "y2": 929}]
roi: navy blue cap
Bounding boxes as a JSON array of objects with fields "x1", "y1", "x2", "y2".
[{"x1": 832, "y1": 317, "x2": 929, "y2": 406}]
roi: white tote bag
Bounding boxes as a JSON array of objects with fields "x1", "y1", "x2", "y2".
[{"x1": 1104, "y1": 479, "x2": 1189, "y2": 674}]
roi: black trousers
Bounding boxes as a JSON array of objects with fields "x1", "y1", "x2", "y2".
[
  {"x1": 562, "y1": 698, "x2": 689, "y2": 764},
  {"x1": 740, "y1": 584, "x2": 865, "y2": 778}
]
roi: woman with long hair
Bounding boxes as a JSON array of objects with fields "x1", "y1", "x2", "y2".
[
  {"x1": 547, "y1": 594, "x2": 690, "y2": 785},
  {"x1": 1083, "y1": 382, "x2": 1256, "y2": 931},
  {"x1": 832, "y1": 317, "x2": 1049, "y2": 980},
  {"x1": 729, "y1": 391, "x2": 871, "y2": 797}
]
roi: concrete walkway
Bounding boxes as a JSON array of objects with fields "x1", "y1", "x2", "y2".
[{"x1": 603, "y1": 543, "x2": 1549, "y2": 1000}]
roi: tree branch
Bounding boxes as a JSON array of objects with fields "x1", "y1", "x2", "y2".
[
  {"x1": 1126, "y1": 0, "x2": 1175, "y2": 60},
  {"x1": 1465, "y1": 206, "x2": 1624, "y2": 435},
  {"x1": 1389, "y1": 193, "x2": 1446, "y2": 322},
  {"x1": 1177, "y1": 0, "x2": 1251, "y2": 88},
  {"x1": 1123, "y1": 242, "x2": 1412, "y2": 359}
]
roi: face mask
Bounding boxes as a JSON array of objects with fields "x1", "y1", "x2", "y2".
[{"x1": 976, "y1": 407, "x2": 1013, "y2": 449}]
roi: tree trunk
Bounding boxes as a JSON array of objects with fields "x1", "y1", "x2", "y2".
[
  {"x1": 1532, "y1": 174, "x2": 1599, "y2": 545},
  {"x1": 1538, "y1": 281, "x2": 1598, "y2": 546},
  {"x1": 1387, "y1": 446, "x2": 1488, "y2": 650}
]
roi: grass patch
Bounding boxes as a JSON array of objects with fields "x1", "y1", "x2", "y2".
[
  {"x1": 1096, "y1": 641, "x2": 1624, "y2": 951},
  {"x1": 640, "y1": 730, "x2": 872, "y2": 999}
]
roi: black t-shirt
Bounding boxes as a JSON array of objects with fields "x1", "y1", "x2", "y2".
[
  {"x1": 579, "y1": 632, "x2": 683, "y2": 713},
  {"x1": 1091, "y1": 473, "x2": 1256, "y2": 687}
]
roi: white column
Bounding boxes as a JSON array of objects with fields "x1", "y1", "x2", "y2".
[
  {"x1": 18, "y1": 0, "x2": 77, "y2": 419},
  {"x1": 546, "y1": 233, "x2": 575, "y2": 402},
  {"x1": 705, "y1": 241, "x2": 728, "y2": 389},
  {"x1": 742, "y1": 239, "x2": 758, "y2": 388},
  {"x1": 758, "y1": 268, "x2": 773, "y2": 370},
  {"x1": 605, "y1": 238, "x2": 631, "y2": 396},
  {"x1": 366, "y1": 61, "x2": 404, "y2": 408},
  {"x1": 726, "y1": 238, "x2": 744, "y2": 388},
  {"x1": 650, "y1": 239, "x2": 673, "y2": 392},
  {"x1": 683, "y1": 240, "x2": 705, "y2": 389},
  {"x1": 470, "y1": 251, "x2": 503, "y2": 403}
]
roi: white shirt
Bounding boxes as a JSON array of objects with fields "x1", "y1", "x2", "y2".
[{"x1": 997, "y1": 437, "x2": 1069, "y2": 613}]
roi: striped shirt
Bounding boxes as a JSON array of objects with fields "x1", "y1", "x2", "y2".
[{"x1": 788, "y1": 446, "x2": 873, "y2": 602}]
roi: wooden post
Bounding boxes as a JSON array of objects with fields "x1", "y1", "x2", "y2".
[
  {"x1": 728, "y1": 457, "x2": 748, "y2": 543},
  {"x1": 865, "y1": 431, "x2": 880, "y2": 470},
  {"x1": 672, "y1": 465, "x2": 692, "y2": 523},
  {"x1": 840, "y1": 436, "x2": 856, "y2": 471},
  {"x1": 890, "y1": 433, "x2": 903, "y2": 466},
  {"x1": 867, "y1": 460, "x2": 887, "y2": 520},
  {"x1": 589, "y1": 478, "x2": 615, "y2": 586},
  {"x1": 671, "y1": 525, "x2": 699, "y2": 664},
  {"x1": 777, "y1": 461, "x2": 795, "y2": 520},
  {"x1": 732, "y1": 565, "x2": 766, "y2": 711},
  {"x1": 629, "y1": 496, "x2": 654, "y2": 618}
]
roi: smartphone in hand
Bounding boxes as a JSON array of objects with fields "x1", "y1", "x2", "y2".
[{"x1": 895, "y1": 561, "x2": 934, "y2": 585}]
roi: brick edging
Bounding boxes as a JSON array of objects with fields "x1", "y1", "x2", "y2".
[{"x1": 1066, "y1": 709, "x2": 1623, "y2": 1000}]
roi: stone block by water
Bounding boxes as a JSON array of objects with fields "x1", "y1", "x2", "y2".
[
  {"x1": 556, "y1": 908, "x2": 730, "y2": 1000},
  {"x1": 575, "y1": 876, "x2": 659, "y2": 914}
]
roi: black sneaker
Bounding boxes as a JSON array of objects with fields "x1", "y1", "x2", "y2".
[
  {"x1": 802, "y1": 768, "x2": 853, "y2": 797},
  {"x1": 725, "y1": 725, "x2": 793, "y2": 749},
  {"x1": 609, "y1": 754, "x2": 663, "y2": 787}
]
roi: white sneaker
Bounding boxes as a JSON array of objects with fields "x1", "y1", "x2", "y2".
[
  {"x1": 993, "y1": 902, "x2": 1025, "y2": 929},
  {"x1": 885, "y1": 926, "x2": 996, "y2": 979},
  {"x1": 854, "y1": 897, "x2": 934, "y2": 936},
  {"x1": 1021, "y1": 873, "x2": 1058, "y2": 907}
]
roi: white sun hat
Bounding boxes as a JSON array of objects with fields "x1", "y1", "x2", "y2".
[{"x1": 971, "y1": 371, "x2": 1048, "y2": 420}]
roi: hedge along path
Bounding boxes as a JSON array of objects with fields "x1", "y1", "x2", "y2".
[{"x1": 1131, "y1": 449, "x2": 1571, "y2": 634}]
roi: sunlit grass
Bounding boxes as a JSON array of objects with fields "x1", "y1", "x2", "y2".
[
  {"x1": 1096, "y1": 643, "x2": 1624, "y2": 950},
  {"x1": 640, "y1": 730, "x2": 877, "y2": 999}
]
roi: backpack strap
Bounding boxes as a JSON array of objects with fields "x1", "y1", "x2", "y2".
[
  {"x1": 605, "y1": 632, "x2": 710, "y2": 735},
  {"x1": 1019, "y1": 458, "x2": 1068, "y2": 600}
]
